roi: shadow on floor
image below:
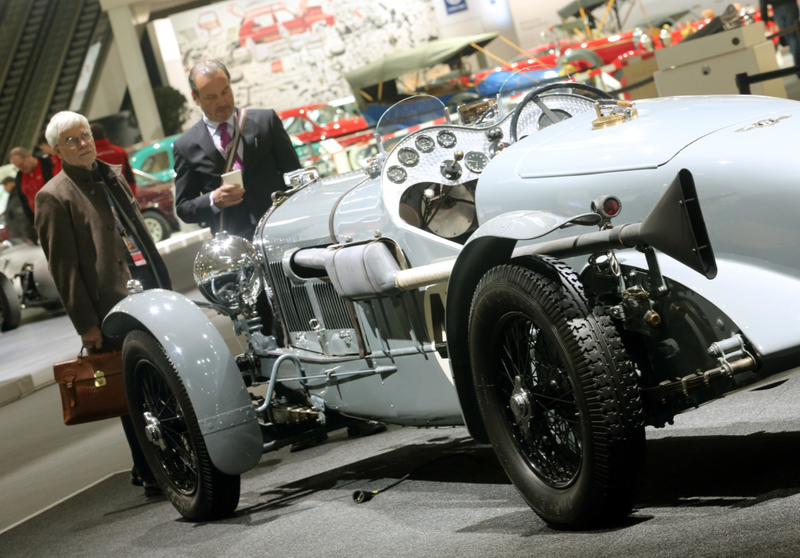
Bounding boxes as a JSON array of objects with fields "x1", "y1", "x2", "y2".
[
  {"x1": 639, "y1": 431, "x2": 800, "y2": 508},
  {"x1": 220, "y1": 429, "x2": 800, "y2": 528}
]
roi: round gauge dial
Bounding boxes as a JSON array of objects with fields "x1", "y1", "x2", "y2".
[
  {"x1": 397, "y1": 147, "x2": 420, "y2": 167},
  {"x1": 387, "y1": 165, "x2": 407, "y2": 184},
  {"x1": 437, "y1": 130, "x2": 457, "y2": 148},
  {"x1": 464, "y1": 151, "x2": 489, "y2": 173},
  {"x1": 415, "y1": 135, "x2": 435, "y2": 153}
]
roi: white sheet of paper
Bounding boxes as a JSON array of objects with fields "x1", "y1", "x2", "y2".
[{"x1": 222, "y1": 169, "x2": 243, "y2": 188}]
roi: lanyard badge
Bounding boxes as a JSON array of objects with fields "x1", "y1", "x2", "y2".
[{"x1": 107, "y1": 194, "x2": 147, "y2": 267}]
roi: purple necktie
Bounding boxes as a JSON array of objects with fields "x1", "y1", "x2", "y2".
[{"x1": 218, "y1": 122, "x2": 243, "y2": 170}]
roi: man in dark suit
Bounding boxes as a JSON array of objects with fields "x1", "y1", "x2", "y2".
[
  {"x1": 35, "y1": 110, "x2": 172, "y2": 494},
  {"x1": 173, "y1": 59, "x2": 301, "y2": 239},
  {"x1": 761, "y1": 0, "x2": 800, "y2": 68}
]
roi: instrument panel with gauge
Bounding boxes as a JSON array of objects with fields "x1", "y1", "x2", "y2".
[
  {"x1": 380, "y1": 93, "x2": 598, "y2": 242},
  {"x1": 382, "y1": 116, "x2": 518, "y2": 243}
]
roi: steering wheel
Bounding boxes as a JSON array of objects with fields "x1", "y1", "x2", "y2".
[{"x1": 509, "y1": 82, "x2": 614, "y2": 143}]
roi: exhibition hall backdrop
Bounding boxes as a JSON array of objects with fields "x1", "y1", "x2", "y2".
[{"x1": 168, "y1": 0, "x2": 441, "y2": 115}]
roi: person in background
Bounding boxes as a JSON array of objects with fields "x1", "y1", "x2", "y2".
[
  {"x1": 761, "y1": 0, "x2": 800, "y2": 67},
  {"x1": 2, "y1": 176, "x2": 37, "y2": 242},
  {"x1": 35, "y1": 111, "x2": 172, "y2": 495},
  {"x1": 90, "y1": 123, "x2": 137, "y2": 196},
  {"x1": 37, "y1": 130, "x2": 62, "y2": 175},
  {"x1": 8, "y1": 146, "x2": 54, "y2": 237},
  {"x1": 173, "y1": 59, "x2": 301, "y2": 239}
]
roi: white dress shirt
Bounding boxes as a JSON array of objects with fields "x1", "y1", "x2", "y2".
[{"x1": 202, "y1": 111, "x2": 244, "y2": 212}]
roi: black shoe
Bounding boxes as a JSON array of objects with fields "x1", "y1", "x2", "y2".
[
  {"x1": 347, "y1": 421, "x2": 387, "y2": 437},
  {"x1": 290, "y1": 433, "x2": 328, "y2": 452},
  {"x1": 130, "y1": 471, "x2": 143, "y2": 487},
  {"x1": 143, "y1": 478, "x2": 162, "y2": 496}
]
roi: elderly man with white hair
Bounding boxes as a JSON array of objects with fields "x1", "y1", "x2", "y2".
[{"x1": 35, "y1": 110, "x2": 172, "y2": 495}]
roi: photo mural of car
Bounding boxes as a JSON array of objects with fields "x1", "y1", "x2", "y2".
[
  {"x1": 101, "y1": 81, "x2": 800, "y2": 529},
  {"x1": 230, "y1": 1, "x2": 336, "y2": 47}
]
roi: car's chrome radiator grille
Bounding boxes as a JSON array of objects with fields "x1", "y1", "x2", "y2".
[
  {"x1": 268, "y1": 261, "x2": 354, "y2": 332},
  {"x1": 313, "y1": 282, "x2": 353, "y2": 330},
  {"x1": 269, "y1": 262, "x2": 314, "y2": 332}
]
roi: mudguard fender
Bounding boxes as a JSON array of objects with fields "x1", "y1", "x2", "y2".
[
  {"x1": 103, "y1": 290, "x2": 262, "y2": 476},
  {"x1": 447, "y1": 210, "x2": 594, "y2": 442},
  {"x1": 468, "y1": 210, "x2": 573, "y2": 242}
]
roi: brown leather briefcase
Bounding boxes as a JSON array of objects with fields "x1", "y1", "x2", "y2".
[{"x1": 53, "y1": 349, "x2": 129, "y2": 425}]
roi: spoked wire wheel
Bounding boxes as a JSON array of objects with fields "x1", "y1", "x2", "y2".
[
  {"x1": 123, "y1": 330, "x2": 240, "y2": 521},
  {"x1": 469, "y1": 257, "x2": 645, "y2": 529},
  {"x1": 493, "y1": 313, "x2": 582, "y2": 489},
  {"x1": 136, "y1": 358, "x2": 199, "y2": 495}
]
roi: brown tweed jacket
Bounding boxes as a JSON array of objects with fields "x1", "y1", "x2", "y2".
[{"x1": 35, "y1": 160, "x2": 171, "y2": 335}]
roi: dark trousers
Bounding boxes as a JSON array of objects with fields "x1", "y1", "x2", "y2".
[
  {"x1": 121, "y1": 414, "x2": 153, "y2": 479},
  {"x1": 91, "y1": 299, "x2": 156, "y2": 482},
  {"x1": 89, "y1": 341, "x2": 154, "y2": 480},
  {"x1": 775, "y1": 2, "x2": 800, "y2": 67}
]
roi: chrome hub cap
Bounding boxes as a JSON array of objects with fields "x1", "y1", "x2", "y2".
[
  {"x1": 509, "y1": 376, "x2": 533, "y2": 434},
  {"x1": 144, "y1": 411, "x2": 167, "y2": 450}
]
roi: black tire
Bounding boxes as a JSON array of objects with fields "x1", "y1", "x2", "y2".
[
  {"x1": 469, "y1": 257, "x2": 644, "y2": 529},
  {"x1": 123, "y1": 330, "x2": 240, "y2": 520},
  {"x1": 0, "y1": 272, "x2": 21, "y2": 332},
  {"x1": 142, "y1": 210, "x2": 172, "y2": 243}
]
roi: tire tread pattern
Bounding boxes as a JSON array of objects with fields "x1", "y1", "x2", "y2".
[
  {"x1": 469, "y1": 257, "x2": 644, "y2": 528},
  {"x1": 124, "y1": 329, "x2": 240, "y2": 521}
]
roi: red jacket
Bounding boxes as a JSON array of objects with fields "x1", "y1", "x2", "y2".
[
  {"x1": 16, "y1": 157, "x2": 53, "y2": 215},
  {"x1": 94, "y1": 138, "x2": 136, "y2": 195}
]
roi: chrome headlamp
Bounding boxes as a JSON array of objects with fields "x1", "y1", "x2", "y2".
[{"x1": 193, "y1": 233, "x2": 263, "y2": 312}]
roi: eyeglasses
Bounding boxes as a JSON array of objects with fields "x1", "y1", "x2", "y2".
[{"x1": 58, "y1": 131, "x2": 93, "y2": 149}]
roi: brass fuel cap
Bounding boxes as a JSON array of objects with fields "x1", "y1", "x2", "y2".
[{"x1": 592, "y1": 100, "x2": 639, "y2": 130}]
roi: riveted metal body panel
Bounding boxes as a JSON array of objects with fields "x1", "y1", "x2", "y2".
[{"x1": 103, "y1": 290, "x2": 261, "y2": 475}]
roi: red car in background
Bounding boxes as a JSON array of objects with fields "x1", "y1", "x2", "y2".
[
  {"x1": 231, "y1": 1, "x2": 335, "y2": 46},
  {"x1": 279, "y1": 103, "x2": 371, "y2": 146},
  {"x1": 464, "y1": 6, "x2": 777, "y2": 87},
  {"x1": 133, "y1": 173, "x2": 181, "y2": 243}
]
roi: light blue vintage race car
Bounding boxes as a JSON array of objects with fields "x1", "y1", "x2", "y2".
[{"x1": 103, "y1": 80, "x2": 800, "y2": 529}]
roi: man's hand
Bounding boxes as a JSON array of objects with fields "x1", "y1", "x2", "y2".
[
  {"x1": 213, "y1": 183, "x2": 245, "y2": 208},
  {"x1": 81, "y1": 326, "x2": 103, "y2": 350}
]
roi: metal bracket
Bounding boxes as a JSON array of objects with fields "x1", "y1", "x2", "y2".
[
  {"x1": 310, "y1": 394, "x2": 327, "y2": 425},
  {"x1": 250, "y1": 332, "x2": 278, "y2": 356},
  {"x1": 640, "y1": 246, "x2": 667, "y2": 295},
  {"x1": 255, "y1": 354, "x2": 309, "y2": 416},
  {"x1": 708, "y1": 334, "x2": 754, "y2": 376},
  {"x1": 283, "y1": 167, "x2": 320, "y2": 188}
]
